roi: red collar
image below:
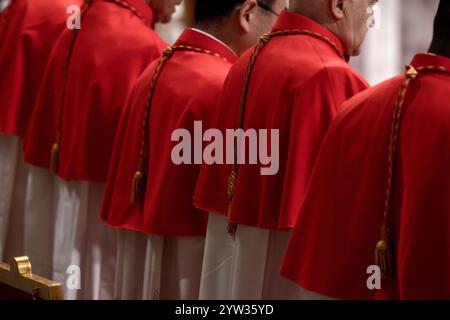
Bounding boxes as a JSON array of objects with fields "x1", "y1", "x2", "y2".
[
  {"x1": 411, "y1": 53, "x2": 450, "y2": 71},
  {"x1": 95, "y1": 0, "x2": 155, "y2": 27},
  {"x1": 174, "y1": 28, "x2": 238, "y2": 63},
  {"x1": 272, "y1": 11, "x2": 345, "y2": 59}
]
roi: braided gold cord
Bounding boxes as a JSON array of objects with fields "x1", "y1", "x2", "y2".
[
  {"x1": 50, "y1": 0, "x2": 93, "y2": 174},
  {"x1": 376, "y1": 64, "x2": 450, "y2": 279},
  {"x1": 131, "y1": 45, "x2": 231, "y2": 205},
  {"x1": 51, "y1": 0, "x2": 155, "y2": 174},
  {"x1": 111, "y1": 0, "x2": 149, "y2": 26},
  {"x1": 226, "y1": 29, "x2": 345, "y2": 235}
]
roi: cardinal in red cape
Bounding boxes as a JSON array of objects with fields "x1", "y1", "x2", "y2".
[
  {"x1": 0, "y1": 0, "x2": 82, "y2": 136},
  {"x1": 22, "y1": 0, "x2": 180, "y2": 299},
  {"x1": 193, "y1": 0, "x2": 373, "y2": 299},
  {"x1": 100, "y1": 0, "x2": 287, "y2": 300},
  {"x1": 281, "y1": 1, "x2": 450, "y2": 300},
  {"x1": 0, "y1": 0, "x2": 82, "y2": 277}
]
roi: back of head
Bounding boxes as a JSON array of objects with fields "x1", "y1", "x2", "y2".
[
  {"x1": 194, "y1": 0, "x2": 245, "y2": 25},
  {"x1": 429, "y1": 0, "x2": 450, "y2": 57},
  {"x1": 193, "y1": 0, "x2": 283, "y2": 55},
  {"x1": 194, "y1": 0, "x2": 279, "y2": 25}
]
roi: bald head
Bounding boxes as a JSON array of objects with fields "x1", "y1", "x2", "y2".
[
  {"x1": 429, "y1": 0, "x2": 450, "y2": 57},
  {"x1": 289, "y1": 0, "x2": 378, "y2": 57}
]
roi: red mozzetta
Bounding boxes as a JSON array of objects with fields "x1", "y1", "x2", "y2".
[
  {"x1": 0, "y1": 0, "x2": 83, "y2": 136},
  {"x1": 23, "y1": 0, "x2": 166, "y2": 182},
  {"x1": 194, "y1": 11, "x2": 369, "y2": 229},
  {"x1": 101, "y1": 28, "x2": 237, "y2": 236},
  {"x1": 281, "y1": 54, "x2": 450, "y2": 300}
]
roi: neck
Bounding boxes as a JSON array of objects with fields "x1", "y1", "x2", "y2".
[
  {"x1": 194, "y1": 23, "x2": 239, "y2": 55},
  {"x1": 289, "y1": 0, "x2": 335, "y2": 25},
  {"x1": 429, "y1": 38, "x2": 450, "y2": 58},
  {"x1": 288, "y1": 5, "x2": 320, "y2": 23},
  {"x1": 288, "y1": 5, "x2": 340, "y2": 39},
  {"x1": 288, "y1": 8, "x2": 348, "y2": 55}
]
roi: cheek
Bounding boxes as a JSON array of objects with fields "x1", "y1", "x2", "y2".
[
  {"x1": 355, "y1": 7, "x2": 370, "y2": 36},
  {"x1": 353, "y1": 12, "x2": 370, "y2": 48}
]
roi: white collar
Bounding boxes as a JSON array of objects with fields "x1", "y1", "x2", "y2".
[{"x1": 189, "y1": 28, "x2": 237, "y2": 56}]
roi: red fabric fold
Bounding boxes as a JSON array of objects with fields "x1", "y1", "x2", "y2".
[
  {"x1": 193, "y1": 11, "x2": 368, "y2": 230},
  {"x1": 101, "y1": 28, "x2": 237, "y2": 236},
  {"x1": 281, "y1": 54, "x2": 450, "y2": 300},
  {"x1": 23, "y1": 0, "x2": 166, "y2": 182},
  {"x1": 0, "y1": 0, "x2": 83, "y2": 136}
]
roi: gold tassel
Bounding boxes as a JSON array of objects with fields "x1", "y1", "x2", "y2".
[
  {"x1": 375, "y1": 225, "x2": 393, "y2": 279},
  {"x1": 50, "y1": 142, "x2": 60, "y2": 174},
  {"x1": 260, "y1": 34, "x2": 270, "y2": 44},
  {"x1": 130, "y1": 170, "x2": 145, "y2": 205},
  {"x1": 406, "y1": 65, "x2": 418, "y2": 79}
]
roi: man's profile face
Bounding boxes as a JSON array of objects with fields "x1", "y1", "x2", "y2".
[
  {"x1": 149, "y1": 0, "x2": 183, "y2": 24},
  {"x1": 340, "y1": 0, "x2": 379, "y2": 56}
]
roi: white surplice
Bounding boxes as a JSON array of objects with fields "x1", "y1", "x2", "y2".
[
  {"x1": 52, "y1": 179, "x2": 117, "y2": 300},
  {"x1": 199, "y1": 212, "x2": 332, "y2": 300},
  {"x1": 0, "y1": 135, "x2": 55, "y2": 279},
  {"x1": 114, "y1": 229, "x2": 204, "y2": 300}
]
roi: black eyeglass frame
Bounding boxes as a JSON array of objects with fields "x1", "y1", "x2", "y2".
[{"x1": 256, "y1": 0, "x2": 283, "y2": 17}]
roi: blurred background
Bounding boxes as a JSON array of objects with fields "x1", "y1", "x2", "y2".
[
  {"x1": 0, "y1": 0, "x2": 441, "y2": 86},
  {"x1": 0, "y1": 0, "x2": 9, "y2": 10},
  {"x1": 350, "y1": 0, "x2": 440, "y2": 85}
]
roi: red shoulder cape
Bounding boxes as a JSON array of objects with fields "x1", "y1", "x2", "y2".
[
  {"x1": 194, "y1": 11, "x2": 368, "y2": 229},
  {"x1": 101, "y1": 28, "x2": 237, "y2": 236},
  {"x1": 281, "y1": 54, "x2": 450, "y2": 300},
  {"x1": 23, "y1": 0, "x2": 166, "y2": 182},
  {"x1": 0, "y1": 0, "x2": 83, "y2": 136}
]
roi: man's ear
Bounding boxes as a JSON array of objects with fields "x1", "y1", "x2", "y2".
[
  {"x1": 330, "y1": 0, "x2": 345, "y2": 20},
  {"x1": 237, "y1": 0, "x2": 258, "y2": 33}
]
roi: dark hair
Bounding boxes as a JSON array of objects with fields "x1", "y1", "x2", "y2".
[
  {"x1": 429, "y1": 0, "x2": 450, "y2": 55},
  {"x1": 194, "y1": 0, "x2": 277, "y2": 24},
  {"x1": 433, "y1": 1, "x2": 450, "y2": 36}
]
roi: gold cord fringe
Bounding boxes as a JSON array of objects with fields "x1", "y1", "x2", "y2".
[
  {"x1": 50, "y1": 142, "x2": 60, "y2": 174},
  {"x1": 375, "y1": 225, "x2": 393, "y2": 279},
  {"x1": 131, "y1": 160, "x2": 146, "y2": 205}
]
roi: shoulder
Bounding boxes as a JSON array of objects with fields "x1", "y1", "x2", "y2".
[
  {"x1": 228, "y1": 48, "x2": 253, "y2": 76},
  {"x1": 170, "y1": 53, "x2": 233, "y2": 100},
  {"x1": 323, "y1": 59, "x2": 367, "y2": 84},
  {"x1": 342, "y1": 75, "x2": 404, "y2": 112},
  {"x1": 132, "y1": 58, "x2": 161, "y2": 90},
  {"x1": 87, "y1": 2, "x2": 166, "y2": 52},
  {"x1": 218, "y1": 51, "x2": 251, "y2": 90},
  {"x1": 289, "y1": 60, "x2": 368, "y2": 99},
  {"x1": 334, "y1": 75, "x2": 405, "y2": 126},
  {"x1": 404, "y1": 72, "x2": 450, "y2": 123}
]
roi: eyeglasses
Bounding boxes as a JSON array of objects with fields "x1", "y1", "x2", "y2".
[{"x1": 256, "y1": 0, "x2": 282, "y2": 17}]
